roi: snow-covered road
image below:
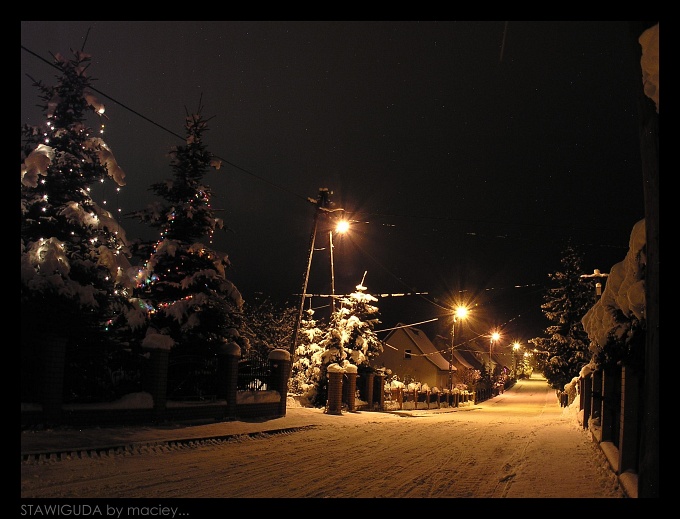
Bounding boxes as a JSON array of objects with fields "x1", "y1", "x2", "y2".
[{"x1": 20, "y1": 375, "x2": 624, "y2": 499}]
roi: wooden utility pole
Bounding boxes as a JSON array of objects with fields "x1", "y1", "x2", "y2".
[{"x1": 290, "y1": 188, "x2": 334, "y2": 358}]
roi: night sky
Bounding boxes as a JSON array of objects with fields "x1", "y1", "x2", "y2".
[{"x1": 20, "y1": 21, "x2": 647, "y2": 345}]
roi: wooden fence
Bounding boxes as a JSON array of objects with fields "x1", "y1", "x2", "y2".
[{"x1": 21, "y1": 339, "x2": 291, "y2": 428}]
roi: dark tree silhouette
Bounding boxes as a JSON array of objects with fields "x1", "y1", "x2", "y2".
[{"x1": 529, "y1": 243, "x2": 594, "y2": 390}]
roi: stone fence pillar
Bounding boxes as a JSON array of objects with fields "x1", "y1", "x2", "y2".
[
  {"x1": 42, "y1": 336, "x2": 67, "y2": 423},
  {"x1": 327, "y1": 369, "x2": 344, "y2": 415},
  {"x1": 217, "y1": 341, "x2": 241, "y2": 420},
  {"x1": 364, "y1": 372, "x2": 375, "y2": 409},
  {"x1": 343, "y1": 365, "x2": 358, "y2": 412},
  {"x1": 146, "y1": 348, "x2": 169, "y2": 419},
  {"x1": 269, "y1": 349, "x2": 291, "y2": 417},
  {"x1": 373, "y1": 373, "x2": 385, "y2": 411}
]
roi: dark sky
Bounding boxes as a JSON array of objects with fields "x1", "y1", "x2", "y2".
[{"x1": 20, "y1": 21, "x2": 647, "y2": 345}]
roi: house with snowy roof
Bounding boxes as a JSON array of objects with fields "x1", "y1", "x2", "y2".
[
  {"x1": 433, "y1": 334, "x2": 485, "y2": 376},
  {"x1": 373, "y1": 324, "x2": 455, "y2": 389},
  {"x1": 433, "y1": 334, "x2": 512, "y2": 379},
  {"x1": 466, "y1": 338, "x2": 513, "y2": 376}
]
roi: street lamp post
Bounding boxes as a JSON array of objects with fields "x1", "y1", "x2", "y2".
[
  {"x1": 449, "y1": 306, "x2": 468, "y2": 392},
  {"x1": 291, "y1": 202, "x2": 321, "y2": 357},
  {"x1": 329, "y1": 229, "x2": 336, "y2": 314},
  {"x1": 329, "y1": 219, "x2": 349, "y2": 315},
  {"x1": 291, "y1": 188, "x2": 343, "y2": 357},
  {"x1": 512, "y1": 342, "x2": 521, "y2": 380},
  {"x1": 489, "y1": 331, "x2": 500, "y2": 381}
]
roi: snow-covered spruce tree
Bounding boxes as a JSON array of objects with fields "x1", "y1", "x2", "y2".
[
  {"x1": 288, "y1": 308, "x2": 327, "y2": 403},
  {"x1": 20, "y1": 48, "x2": 138, "y2": 403},
  {"x1": 309, "y1": 282, "x2": 383, "y2": 407},
  {"x1": 127, "y1": 104, "x2": 246, "y2": 399},
  {"x1": 528, "y1": 242, "x2": 595, "y2": 390}
]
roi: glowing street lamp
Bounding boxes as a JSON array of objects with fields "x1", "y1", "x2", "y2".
[{"x1": 449, "y1": 306, "x2": 469, "y2": 392}]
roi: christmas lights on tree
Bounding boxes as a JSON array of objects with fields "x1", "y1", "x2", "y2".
[
  {"x1": 126, "y1": 102, "x2": 246, "y2": 398},
  {"x1": 21, "y1": 48, "x2": 138, "y2": 403}
]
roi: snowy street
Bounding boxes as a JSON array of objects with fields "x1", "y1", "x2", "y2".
[{"x1": 20, "y1": 374, "x2": 625, "y2": 499}]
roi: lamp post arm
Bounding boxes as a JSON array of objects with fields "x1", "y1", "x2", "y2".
[{"x1": 329, "y1": 230, "x2": 336, "y2": 314}]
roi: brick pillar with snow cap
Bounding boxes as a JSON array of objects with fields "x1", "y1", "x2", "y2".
[
  {"x1": 269, "y1": 348, "x2": 291, "y2": 417},
  {"x1": 147, "y1": 348, "x2": 169, "y2": 418},
  {"x1": 343, "y1": 364, "x2": 358, "y2": 412},
  {"x1": 142, "y1": 332, "x2": 174, "y2": 421},
  {"x1": 373, "y1": 373, "x2": 385, "y2": 411},
  {"x1": 217, "y1": 341, "x2": 241, "y2": 420},
  {"x1": 364, "y1": 371, "x2": 375, "y2": 409},
  {"x1": 327, "y1": 363, "x2": 344, "y2": 415},
  {"x1": 41, "y1": 335, "x2": 67, "y2": 423}
]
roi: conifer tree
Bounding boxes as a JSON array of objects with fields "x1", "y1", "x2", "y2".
[
  {"x1": 288, "y1": 308, "x2": 326, "y2": 402},
  {"x1": 20, "y1": 48, "x2": 136, "y2": 402},
  {"x1": 128, "y1": 103, "x2": 246, "y2": 398},
  {"x1": 308, "y1": 282, "x2": 383, "y2": 406},
  {"x1": 327, "y1": 282, "x2": 383, "y2": 366},
  {"x1": 529, "y1": 243, "x2": 595, "y2": 390}
]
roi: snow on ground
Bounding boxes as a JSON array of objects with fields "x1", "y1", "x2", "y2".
[{"x1": 20, "y1": 373, "x2": 626, "y2": 499}]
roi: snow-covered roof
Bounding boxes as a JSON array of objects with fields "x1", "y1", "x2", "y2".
[{"x1": 384, "y1": 324, "x2": 454, "y2": 371}]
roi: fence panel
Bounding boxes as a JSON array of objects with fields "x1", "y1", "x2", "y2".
[
  {"x1": 167, "y1": 354, "x2": 218, "y2": 401},
  {"x1": 237, "y1": 350, "x2": 271, "y2": 391}
]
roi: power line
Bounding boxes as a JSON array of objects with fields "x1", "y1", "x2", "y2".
[
  {"x1": 19, "y1": 43, "x2": 618, "y2": 328},
  {"x1": 21, "y1": 44, "x2": 634, "y2": 246},
  {"x1": 21, "y1": 44, "x2": 308, "y2": 204}
]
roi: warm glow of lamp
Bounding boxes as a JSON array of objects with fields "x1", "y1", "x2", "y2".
[
  {"x1": 330, "y1": 219, "x2": 350, "y2": 314},
  {"x1": 448, "y1": 305, "x2": 469, "y2": 392},
  {"x1": 335, "y1": 220, "x2": 350, "y2": 234}
]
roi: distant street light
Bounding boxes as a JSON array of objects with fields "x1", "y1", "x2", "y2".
[
  {"x1": 489, "y1": 331, "x2": 501, "y2": 380},
  {"x1": 449, "y1": 306, "x2": 469, "y2": 392}
]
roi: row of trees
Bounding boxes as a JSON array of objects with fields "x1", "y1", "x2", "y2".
[
  {"x1": 20, "y1": 47, "x2": 386, "y2": 406},
  {"x1": 20, "y1": 46, "x2": 641, "y2": 410}
]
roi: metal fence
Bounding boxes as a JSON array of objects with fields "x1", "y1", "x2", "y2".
[
  {"x1": 167, "y1": 354, "x2": 218, "y2": 401},
  {"x1": 237, "y1": 350, "x2": 271, "y2": 391}
]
